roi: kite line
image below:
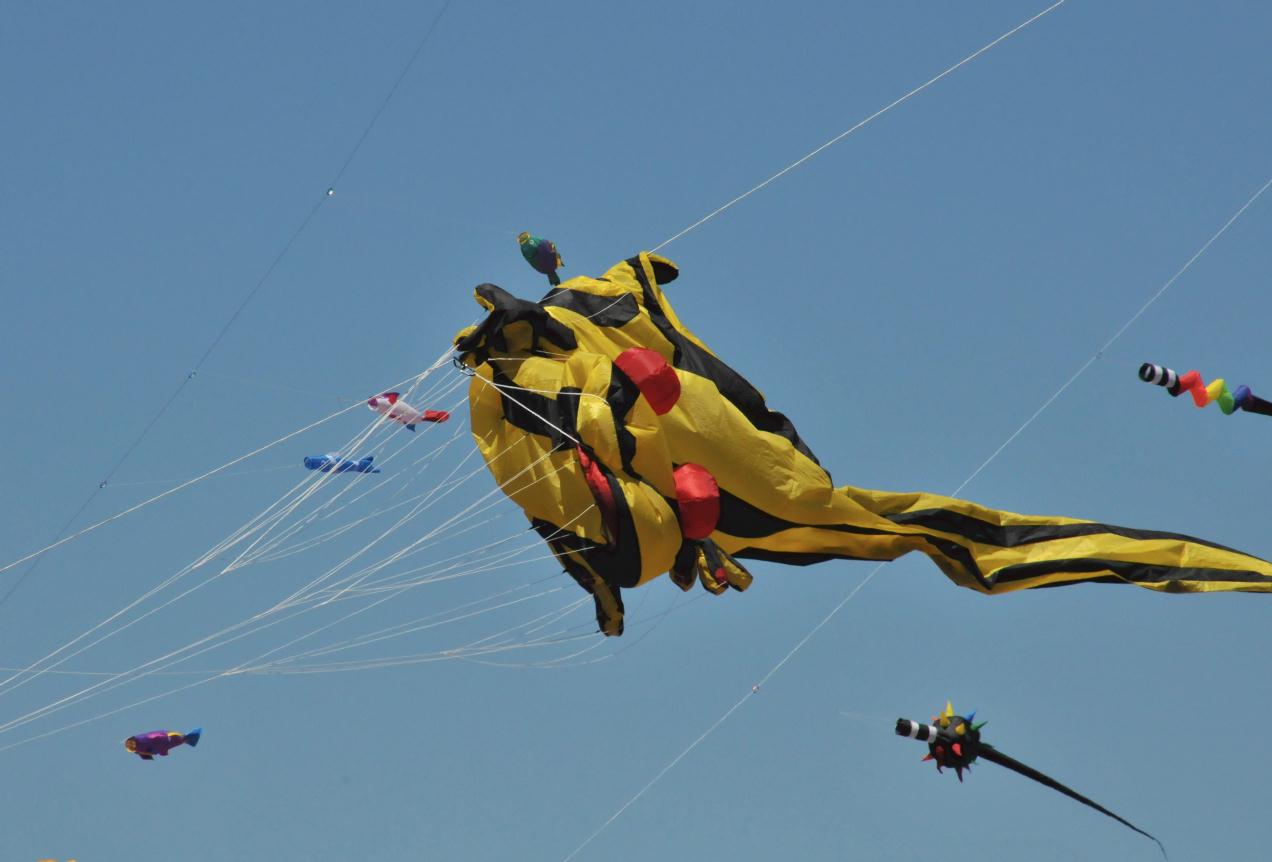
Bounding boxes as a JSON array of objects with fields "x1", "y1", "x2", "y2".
[
  {"x1": 0, "y1": 0, "x2": 455, "y2": 610},
  {"x1": 652, "y1": 0, "x2": 1067, "y2": 252}
]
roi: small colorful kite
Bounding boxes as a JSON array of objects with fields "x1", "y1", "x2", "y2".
[
  {"x1": 1139, "y1": 362, "x2": 1272, "y2": 416},
  {"x1": 896, "y1": 703, "x2": 1163, "y2": 855},
  {"x1": 518, "y1": 231, "x2": 563, "y2": 286},
  {"x1": 124, "y1": 727, "x2": 201, "y2": 760},
  {"x1": 303, "y1": 455, "x2": 380, "y2": 474},
  {"x1": 367, "y1": 392, "x2": 450, "y2": 431}
]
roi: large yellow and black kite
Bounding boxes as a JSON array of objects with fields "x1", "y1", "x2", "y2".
[{"x1": 455, "y1": 253, "x2": 1272, "y2": 635}]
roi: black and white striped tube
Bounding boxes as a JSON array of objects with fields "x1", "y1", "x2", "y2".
[
  {"x1": 1139, "y1": 363, "x2": 1182, "y2": 396},
  {"x1": 896, "y1": 718, "x2": 940, "y2": 741}
]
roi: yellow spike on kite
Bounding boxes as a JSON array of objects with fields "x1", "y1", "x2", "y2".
[
  {"x1": 956, "y1": 723, "x2": 966, "y2": 735},
  {"x1": 944, "y1": 701, "x2": 955, "y2": 718}
]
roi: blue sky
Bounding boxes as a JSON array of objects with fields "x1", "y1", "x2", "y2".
[{"x1": 4, "y1": 2, "x2": 1272, "y2": 859}]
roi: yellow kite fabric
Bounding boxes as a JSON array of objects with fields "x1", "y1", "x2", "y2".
[{"x1": 454, "y1": 253, "x2": 1272, "y2": 635}]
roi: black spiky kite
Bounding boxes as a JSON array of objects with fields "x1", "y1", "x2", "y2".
[{"x1": 896, "y1": 703, "x2": 1166, "y2": 858}]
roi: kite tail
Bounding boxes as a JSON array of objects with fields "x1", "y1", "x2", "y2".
[
  {"x1": 548, "y1": 271, "x2": 561, "y2": 286},
  {"x1": 978, "y1": 745, "x2": 1166, "y2": 859},
  {"x1": 184, "y1": 728, "x2": 202, "y2": 748},
  {"x1": 1235, "y1": 388, "x2": 1272, "y2": 416},
  {"x1": 725, "y1": 483, "x2": 1272, "y2": 597},
  {"x1": 862, "y1": 486, "x2": 1272, "y2": 595}
]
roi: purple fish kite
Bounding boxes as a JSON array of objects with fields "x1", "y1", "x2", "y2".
[{"x1": 124, "y1": 727, "x2": 202, "y2": 760}]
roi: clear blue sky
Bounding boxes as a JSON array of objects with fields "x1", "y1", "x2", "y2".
[{"x1": 4, "y1": 2, "x2": 1272, "y2": 860}]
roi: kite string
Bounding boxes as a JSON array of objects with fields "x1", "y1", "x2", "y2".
[
  {"x1": 325, "y1": 0, "x2": 454, "y2": 191},
  {"x1": 264, "y1": 409, "x2": 563, "y2": 610},
  {"x1": 0, "y1": 353, "x2": 453, "y2": 579},
  {"x1": 952, "y1": 169, "x2": 1272, "y2": 497},
  {"x1": 102, "y1": 464, "x2": 297, "y2": 489},
  {"x1": 233, "y1": 380, "x2": 471, "y2": 562},
  {"x1": 0, "y1": 570, "x2": 584, "y2": 680},
  {"x1": 0, "y1": 427, "x2": 593, "y2": 733},
  {"x1": 270, "y1": 518, "x2": 599, "y2": 667},
  {"x1": 265, "y1": 565, "x2": 570, "y2": 668},
  {"x1": 0, "y1": 0, "x2": 456, "y2": 610},
  {"x1": 0, "y1": 625, "x2": 593, "y2": 756},
  {"x1": 186, "y1": 369, "x2": 363, "y2": 405},
  {"x1": 219, "y1": 372, "x2": 470, "y2": 572},
  {"x1": 306, "y1": 447, "x2": 583, "y2": 606},
  {"x1": 0, "y1": 533, "x2": 565, "y2": 736},
  {"x1": 0, "y1": 360, "x2": 453, "y2": 699},
  {"x1": 557, "y1": 560, "x2": 885, "y2": 862},
  {"x1": 249, "y1": 433, "x2": 474, "y2": 567},
  {"x1": 0, "y1": 540, "x2": 590, "y2": 741},
  {"x1": 651, "y1": 0, "x2": 1067, "y2": 252}
]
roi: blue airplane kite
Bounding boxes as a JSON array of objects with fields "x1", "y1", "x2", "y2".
[{"x1": 303, "y1": 454, "x2": 381, "y2": 474}]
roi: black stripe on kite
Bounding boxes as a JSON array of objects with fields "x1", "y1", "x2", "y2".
[
  {"x1": 536, "y1": 526, "x2": 627, "y2": 637},
  {"x1": 604, "y1": 367, "x2": 642, "y2": 479},
  {"x1": 460, "y1": 283, "x2": 578, "y2": 356},
  {"x1": 533, "y1": 504, "x2": 644, "y2": 591},
  {"x1": 590, "y1": 456, "x2": 646, "y2": 589},
  {"x1": 992, "y1": 556, "x2": 1272, "y2": 589},
  {"x1": 715, "y1": 489, "x2": 889, "y2": 539},
  {"x1": 491, "y1": 369, "x2": 579, "y2": 450},
  {"x1": 886, "y1": 508, "x2": 1249, "y2": 556},
  {"x1": 717, "y1": 490, "x2": 990, "y2": 588},
  {"x1": 541, "y1": 288, "x2": 641, "y2": 328},
  {"x1": 717, "y1": 489, "x2": 818, "y2": 538},
  {"x1": 733, "y1": 549, "x2": 872, "y2": 566}
]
